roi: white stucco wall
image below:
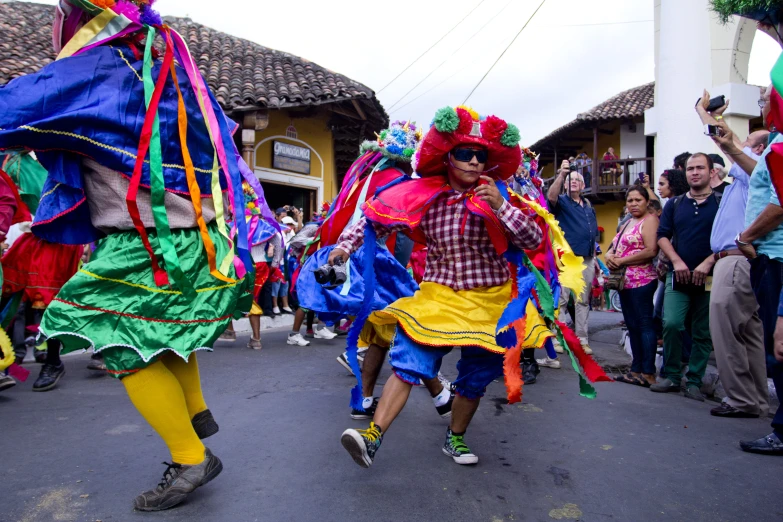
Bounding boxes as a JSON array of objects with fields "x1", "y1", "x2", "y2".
[
  {"x1": 646, "y1": 0, "x2": 758, "y2": 175},
  {"x1": 619, "y1": 124, "x2": 647, "y2": 159}
]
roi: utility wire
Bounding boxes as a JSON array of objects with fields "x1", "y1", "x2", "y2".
[
  {"x1": 387, "y1": 0, "x2": 514, "y2": 112},
  {"x1": 377, "y1": 0, "x2": 486, "y2": 94},
  {"x1": 462, "y1": 0, "x2": 546, "y2": 105},
  {"x1": 390, "y1": 63, "x2": 471, "y2": 116}
]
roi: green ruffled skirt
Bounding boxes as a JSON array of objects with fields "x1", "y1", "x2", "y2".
[{"x1": 40, "y1": 223, "x2": 252, "y2": 378}]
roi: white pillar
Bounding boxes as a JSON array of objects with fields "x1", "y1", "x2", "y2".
[{"x1": 645, "y1": 0, "x2": 759, "y2": 174}]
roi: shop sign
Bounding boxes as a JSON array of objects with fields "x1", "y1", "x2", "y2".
[{"x1": 273, "y1": 141, "x2": 311, "y2": 175}]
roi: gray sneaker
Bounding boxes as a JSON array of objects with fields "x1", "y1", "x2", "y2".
[
  {"x1": 133, "y1": 448, "x2": 223, "y2": 511},
  {"x1": 683, "y1": 385, "x2": 705, "y2": 402},
  {"x1": 0, "y1": 373, "x2": 16, "y2": 392},
  {"x1": 650, "y1": 377, "x2": 680, "y2": 393}
]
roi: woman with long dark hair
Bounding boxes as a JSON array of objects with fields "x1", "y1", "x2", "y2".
[{"x1": 606, "y1": 186, "x2": 660, "y2": 386}]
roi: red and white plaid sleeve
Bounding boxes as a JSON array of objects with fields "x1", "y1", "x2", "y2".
[
  {"x1": 495, "y1": 200, "x2": 543, "y2": 250},
  {"x1": 335, "y1": 217, "x2": 404, "y2": 255}
]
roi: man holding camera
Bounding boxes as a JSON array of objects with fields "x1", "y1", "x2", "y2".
[
  {"x1": 547, "y1": 160, "x2": 598, "y2": 353},
  {"x1": 696, "y1": 90, "x2": 770, "y2": 419}
]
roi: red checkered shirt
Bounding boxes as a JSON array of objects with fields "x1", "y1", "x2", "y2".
[{"x1": 336, "y1": 193, "x2": 542, "y2": 291}]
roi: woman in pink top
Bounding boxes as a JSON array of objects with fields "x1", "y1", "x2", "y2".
[{"x1": 606, "y1": 186, "x2": 659, "y2": 386}]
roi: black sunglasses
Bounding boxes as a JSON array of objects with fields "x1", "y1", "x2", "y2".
[{"x1": 452, "y1": 147, "x2": 488, "y2": 163}]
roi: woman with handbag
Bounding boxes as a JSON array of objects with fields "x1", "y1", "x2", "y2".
[{"x1": 605, "y1": 186, "x2": 660, "y2": 386}]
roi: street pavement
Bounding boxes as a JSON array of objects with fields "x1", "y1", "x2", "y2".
[{"x1": 2, "y1": 313, "x2": 783, "y2": 522}]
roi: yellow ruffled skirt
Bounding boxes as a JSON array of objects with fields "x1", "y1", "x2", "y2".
[{"x1": 360, "y1": 280, "x2": 552, "y2": 353}]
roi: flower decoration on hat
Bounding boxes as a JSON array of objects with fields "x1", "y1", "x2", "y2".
[
  {"x1": 360, "y1": 120, "x2": 423, "y2": 163},
  {"x1": 243, "y1": 181, "x2": 261, "y2": 216},
  {"x1": 66, "y1": 0, "x2": 162, "y2": 26},
  {"x1": 416, "y1": 105, "x2": 522, "y2": 181},
  {"x1": 710, "y1": 0, "x2": 781, "y2": 25}
]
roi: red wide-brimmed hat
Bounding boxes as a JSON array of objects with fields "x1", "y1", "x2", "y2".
[{"x1": 414, "y1": 106, "x2": 522, "y2": 181}]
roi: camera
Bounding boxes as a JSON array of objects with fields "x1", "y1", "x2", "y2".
[
  {"x1": 695, "y1": 94, "x2": 726, "y2": 113},
  {"x1": 704, "y1": 124, "x2": 721, "y2": 137}
]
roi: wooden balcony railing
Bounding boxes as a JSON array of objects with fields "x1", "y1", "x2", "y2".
[
  {"x1": 540, "y1": 157, "x2": 655, "y2": 199},
  {"x1": 583, "y1": 157, "x2": 654, "y2": 195}
]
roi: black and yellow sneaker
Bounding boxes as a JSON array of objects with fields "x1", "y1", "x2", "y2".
[
  {"x1": 442, "y1": 428, "x2": 478, "y2": 465},
  {"x1": 341, "y1": 422, "x2": 383, "y2": 468}
]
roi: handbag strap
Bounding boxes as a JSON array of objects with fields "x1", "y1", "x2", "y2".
[{"x1": 611, "y1": 219, "x2": 633, "y2": 253}]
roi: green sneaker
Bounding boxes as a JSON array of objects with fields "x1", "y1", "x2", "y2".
[
  {"x1": 341, "y1": 422, "x2": 383, "y2": 468},
  {"x1": 442, "y1": 429, "x2": 478, "y2": 465}
]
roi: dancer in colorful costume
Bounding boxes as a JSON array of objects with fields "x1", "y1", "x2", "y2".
[
  {"x1": 336, "y1": 106, "x2": 610, "y2": 468},
  {"x1": 0, "y1": 152, "x2": 83, "y2": 391},
  {"x1": 298, "y1": 121, "x2": 454, "y2": 420},
  {"x1": 0, "y1": 0, "x2": 276, "y2": 510},
  {"x1": 0, "y1": 169, "x2": 19, "y2": 392}
]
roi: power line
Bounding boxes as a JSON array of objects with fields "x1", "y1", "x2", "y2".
[
  {"x1": 387, "y1": 0, "x2": 514, "y2": 112},
  {"x1": 390, "y1": 63, "x2": 471, "y2": 116},
  {"x1": 462, "y1": 0, "x2": 546, "y2": 105},
  {"x1": 377, "y1": 0, "x2": 486, "y2": 95}
]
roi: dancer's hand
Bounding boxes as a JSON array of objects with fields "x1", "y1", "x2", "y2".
[
  {"x1": 476, "y1": 175, "x2": 504, "y2": 210},
  {"x1": 328, "y1": 248, "x2": 349, "y2": 265}
]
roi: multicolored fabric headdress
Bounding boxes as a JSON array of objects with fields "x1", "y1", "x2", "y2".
[
  {"x1": 710, "y1": 0, "x2": 782, "y2": 25},
  {"x1": 359, "y1": 120, "x2": 423, "y2": 163},
  {"x1": 520, "y1": 147, "x2": 540, "y2": 177},
  {"x1": 415, "y1": 106, "x2": 522, "y2": 181}
]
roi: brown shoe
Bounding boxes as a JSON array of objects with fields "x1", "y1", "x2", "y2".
[
  {"x1": 247, "y1": 337, "x2": 262, "y2": 350},
  {"x1": 710, "y1": 402, "x2": 759, "y2": 418},
  {"x1": 133, "y1": 448, "x2": 223, "y2": 511}
]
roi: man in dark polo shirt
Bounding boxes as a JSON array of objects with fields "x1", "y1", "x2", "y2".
[
  {"x1": 547, "y1": 160, "x2": 599, "y2": 353},
  {"x1": 653, "y1": 153, "x2": 720, "y2": 400}
]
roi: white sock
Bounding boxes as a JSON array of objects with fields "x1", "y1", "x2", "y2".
[
  {"x1": 362, "y1": 396, "x2": 375, "y2": 409},
  {"x1": 433, "y1": 386, "x2": 451, "y2": 407}
]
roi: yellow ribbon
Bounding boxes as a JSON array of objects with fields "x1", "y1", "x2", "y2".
[{"x1": 57, "y1": 9, "x2": 118, "y2": 60}]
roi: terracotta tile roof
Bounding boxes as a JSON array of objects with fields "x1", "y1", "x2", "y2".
[
  {"x1": 0, "y1": 2, "x2": 387, "y2": 124},
  {"x1": 530, "y1": 82, "x2": 654, "y2": 151}
]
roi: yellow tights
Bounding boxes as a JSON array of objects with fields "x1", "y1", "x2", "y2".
[
  {"x1": 161, "y1": 352, "x2": 208, "y2": 419},
  {"x1": 122, "y1": 356, "x2": 206, "y2": 465}
]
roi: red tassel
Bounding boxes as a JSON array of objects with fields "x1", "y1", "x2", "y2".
[
  {"x1": 555, "y1": 320, "x2": 612, "y2": 383},
  {"x1": 503, "y1": 318, "x2": 525, "y2": 404}
]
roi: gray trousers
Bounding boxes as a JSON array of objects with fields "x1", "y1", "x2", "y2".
[
  {"x1": 709, "y1": 256, "x2": 769, "y2": 415},
  {"x1": 559, "y1": 257, "x2": 595, "y2": 343}
]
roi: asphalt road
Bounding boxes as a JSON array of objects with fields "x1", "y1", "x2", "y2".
[{"x1": 2, "y1": 324, "x2": 783, "y2": 522}]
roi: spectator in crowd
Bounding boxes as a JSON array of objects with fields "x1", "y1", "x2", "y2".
[
  {"x1": 649, "y1": 199, "x2": 662, "y2": 216},
  {"x1": 606, "y1": 186, "x2": 659, "y2": 387},
  {"x1": 653, "y1": 169, "x2": 688, "y2": 338},
  {"x1": 707, "y1": 154, "x2": 730, "y2": 193},
  {"x1": 547, "y1": 160, "x2": 599, "y2": 353},
  {"x1": 673, "y1": 152, "x2": 691, "y2": 171},
  {"x1": 734, "y1": 82, "x2": 783, "y2": 454},
  {"x1": 653, "y1": 153, "x2": 720, "y2": 400},
  {"x1": 657, "y1": 169, "x2": 689, "y2": 200},
  {"x1": 698, "y1": 95, "x2": 770, "y2": 418},
  {"x1": 276, "y1": 206, "x2": 303, "y2": 245},
  {"x1": 603, "y1": 147, "x2": 621, "y2": 185}
]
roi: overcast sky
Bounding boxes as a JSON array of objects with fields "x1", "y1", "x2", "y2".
[{"x1": 33, "y1": 0, "x2": 782, "y2": 143}]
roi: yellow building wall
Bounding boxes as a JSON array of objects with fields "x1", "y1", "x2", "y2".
[
  {"x1": 253, "y1": 109, "x2": 337, "y2": 200},
  {"x1": 571, "y1": 122, "x2": 622, "y2": 160},
  {"x1": 593, "y1": 200, "x2": 626, "y2": 259}
]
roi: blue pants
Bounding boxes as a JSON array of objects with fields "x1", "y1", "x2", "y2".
[
  {"x1": 749, "y1": 255, "x2": 783, "y2": 435},
  {"x1": 389, "y1": 328, "x2": 504, "y2": 400},
  {"x1": 619, "y1": 281, "x2": 657, "y2": 375}
]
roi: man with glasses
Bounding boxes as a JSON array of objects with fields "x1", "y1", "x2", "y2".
[{"x1": 547, "y1": 161, "x2": 599, "y2": 354}]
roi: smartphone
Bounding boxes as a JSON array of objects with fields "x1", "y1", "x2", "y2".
[
  {"x1": 704, "y1": 124, "x2": 721, "y2": 137},
  {"x1": 695, "y1": 95, "x2": 726, "y2": 112}
]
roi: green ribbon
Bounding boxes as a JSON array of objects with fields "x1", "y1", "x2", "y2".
[
  {"x1": 142, "y1": 27, "x2": 194, "y2": 298},
  {"x1": 771, "y1": 49, "x2": 783, "y2": 98},
  {"x1": 524, "y1": 256, "x2": 597, "y2": 398}
]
